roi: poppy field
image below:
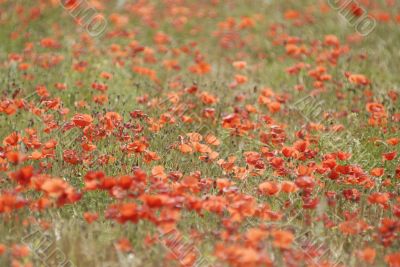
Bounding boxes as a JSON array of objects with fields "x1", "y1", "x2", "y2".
[{"x1": 0, "y1": 0, "x2": 400, "y2": 266}]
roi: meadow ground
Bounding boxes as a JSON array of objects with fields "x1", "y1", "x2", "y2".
[{"x1": 0, "y1": 0, "x2": 399, "y2": 266}]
